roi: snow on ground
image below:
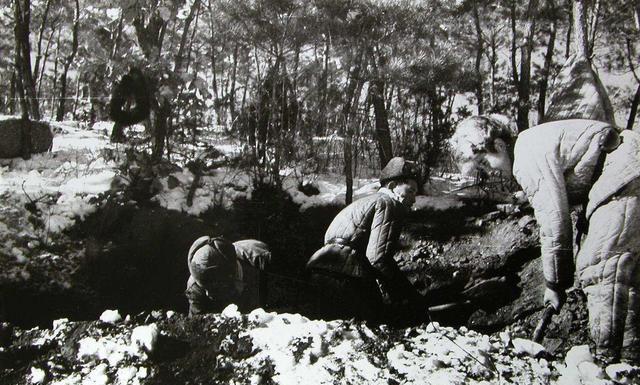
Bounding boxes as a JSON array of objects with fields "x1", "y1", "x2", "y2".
[
  {"x1": 245, "y1": 308, "x2": 639, "y2": 385},
  {"x1": 1, "y1": 118, "x2": 489, "y2": 232},
  {"x1": 20, "y1": 307, "x2": 638, "y2": 385},
  {"x1": 2, "y1": 118, "x2": 638, "y2": 384},
  {"x1": 0, "y1": 120, "x2": 116, "y2": 236}
]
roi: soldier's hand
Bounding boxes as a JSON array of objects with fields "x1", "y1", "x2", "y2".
[{"x1": 544, "y1": 287, "x2": 566, "y2": 313}]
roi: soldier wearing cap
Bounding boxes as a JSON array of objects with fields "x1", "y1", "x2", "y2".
[
  {"x1": 306, "y1": 156, "x2": 425, "y2": 323},
  {"x1": 186, "y1": 236, "x2": 271, "y2": 316}
]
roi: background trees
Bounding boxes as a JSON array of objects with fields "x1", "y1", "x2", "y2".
[{"x1": 1, "y1": 0, "x2": 639, "y2": 190}]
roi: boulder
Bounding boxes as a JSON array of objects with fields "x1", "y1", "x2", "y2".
[{"x1": 0, "y1": 118, "x2": 53, "y2": 159}]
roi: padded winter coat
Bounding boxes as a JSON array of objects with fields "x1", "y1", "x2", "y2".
[
  {"x1": 186, "y1": 239, "x2": 270, "y2": 316},
  {"x1": 514, "y1": 120, "x2": 640, "y2": 360},
  {"x1": 512, "y1": 119, "x2": 620, "y2": 290},
  {"x1": 306, "y1": 188, "x2": 419, "y2": 300},
  {"x1": 577, "y1": 129, "x2": 640, "y2": 360}
]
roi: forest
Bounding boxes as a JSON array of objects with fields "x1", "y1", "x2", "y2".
[
  {"x1": 3, "y1": 0, "x2": 639, "y2": 192},
  {"x1": 2, "y1": 0, "x2": 640, "y2": 384}
]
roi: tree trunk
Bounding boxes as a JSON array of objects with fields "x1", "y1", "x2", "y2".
[
  {"x1": 510, "y1": 0, "x2": 519, "y2": 85},
  {"x1": 341, "y1": 46, "x2": 366, "y2": 205},
  {"x1": 317, "y1": 33, "x2": 330, "y2": 136},
  {"x1": 538, "y1": 0, "x2": 557, "y2": 123},
  {"x1": 368, "y1": 46, "x2": 393, "y2": 168},
  {"x1": 625, "y1": 37, "x2": 640, "y2": 131},
  {"x1": 587, "y1": 0, "x2": 600, "y2": 57},
  {"x1": 206, "y1": 1, "x2": 221, "y2": 123},
  {"x1": 573, "y1": 0, "x2": 589, "y2": 60},
  {"x1": 386, "y1": 85, "x2": 394, "y2": 111},
  {"x1": 50, "y1": 29, "x2": 60, "y2": 118},
  {"x1": 627, "y1": 83, "x2": 640, "y2": 131},
  {"x1": 72, "y1": 72, "x2": 82, "y2": 118},
  {"x1": 109, "y1": 14, "x2": 124, "y2": 64},
  {"x1": 133, "y1": 6, "x2": 175, "y2": 163},
  {"x1": 369, "y1": 78, "x2": 393, "y2": 168},
  {"x1": 184, "y1": 5, "x2": 200, "y2": 73},
  {"x1": 472, "y1": 0, "x2": 485, "y2": 114},
  {"x1": 153, "y1": 100, "x2": 171, "y2": 162},
  {"x1": 565, "y1": 2, "x2": 572, "y2": 59},
  {"x1": 229, "y1": 43, "x2": 239, "y2": 121},
  {"x1": 483, "y1": 29, "x2": 499, "y2": 110},
  {"x1": 33, "y1": 0, "x2": 52, "y2": 84},
  {"x1": 56, "y1": 0, "x2": 80, "y2": 121},
  {"x1": 36, "y1": 28, "x2": 55, "y2": 98},
  {"x1": 14, "y1": 0, "x2": 40, "y2": 121},
  {"x1": 516, "y1": 0, "x2": 539, "y2": 131},
  {"x1": 9, "y1": 71, "x2": 16, "y2": 115},
  {"x1": 174, "y1": 0, "x2": 201, "y2": 73}
]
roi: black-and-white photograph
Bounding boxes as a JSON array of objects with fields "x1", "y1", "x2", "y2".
[{"x1": 1, "y1": 0, "x2": 639, "y2": 383}]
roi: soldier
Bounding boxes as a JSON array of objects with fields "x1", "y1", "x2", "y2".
[
  {"x1": 448, "y1": 115, "x2": 516, "y2": 179},
  {"x1": 306, "y1": 156, "x2": 425, "y2": 323},
  {"x1": 513, "y1": 118, "x2": 640, "y2": 363},
  {"x1": 185, "y1": 236, "x2": 271, "y2": 316}
]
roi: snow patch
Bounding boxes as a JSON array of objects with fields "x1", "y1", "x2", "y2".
[
  {"x1": 29, "y1": 367, "x2": 46, "y2": 383},
  {"x1": 130, "y1": 323, "x2": 159, "y2": 355},
  {"x1": 100, "y1": 309, "x2": 122, "y2": 324}
]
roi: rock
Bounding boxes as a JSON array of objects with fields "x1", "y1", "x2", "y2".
[
  {"x1": 136, "y1": 367, "x2": 148, "y2": 379},
  {"x1": 517, "y1": 215, "x2": 536, "y2": 230},
  {"x1": 482, "y1": 211, "x2": 502, "y2": 221},
  {"x1": 52, "y1": 318, "x2": 69, "y2": 332},
  {"x1": 131, "y1": 323, "x2": 159, "y2": 354},
  {"x1": 0, "y1": 119, "x2": 53, "y2": 159},
  {"x1": 496, "y1": 204, "x2": 519, "y2": 215},
  {"x1": 0, "y1": 322, "x2": 13, "y2": 347},
  {"x1": 605, "y1": 363, "x2": 636, "y2": 384},
  {"x1": 99, "y1": 309, "x2": 122, "y2": 324},
  {"x1": 86, "y1": 363, "x2": 109, "y2": 385},
  {"x1": 28, "y1": 367, "x2": 46, "y2": 384},
  {"x1": 222, "y1": 304, "x2": 242, "y2": 320},
  {"x1": 512, "y1": 338, "x2": 546, "y2": 357},
  {"x1": 499, "y1": 331, "x2": 511, "y2": 347},
  {"x1": 116, "y1": 366, "x2": 138, "y2": 384},
  {"x1": 167, "y1": 175, "x2": 181, "y2": 189},
  {"x1": 514, "y1": 191, "x2": 528, "y2": 204},
  {"x1": 577, "y1": 361, "x2": 605, "y2": 382},
  {"x1": 565, "y1": 345, "x2": 593, "y2": 368},
  {"x1": 248, "y1": 308, "x2": 274, "y2": 326}
]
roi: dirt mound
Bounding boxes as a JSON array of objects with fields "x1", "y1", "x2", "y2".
[{"x1": 2, "y1": 306, "x2": 637, "y2": 384}]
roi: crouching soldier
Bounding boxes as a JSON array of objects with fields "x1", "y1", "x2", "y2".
[
  {"x1": 186, "y1": 236, "x2": 271, "y2": 316},
  {"x1": 513, "y1": 118, "x2": 640, "y2": 363},
  {"x1": 306, "y1": 157, "x2": 426, "y2": 323}
]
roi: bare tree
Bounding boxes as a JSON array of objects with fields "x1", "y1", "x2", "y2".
[
  {"x1": 537, "y1": 0, "x2": 558, "y2": 122},
  {"x1": 516, "y1": 0, "x2": 539, "y2": 131},
  {"x1": 13, "y1": 0, "x2": 40, "y2": 121},
  {"x1": 55, "y1": 0, "x2": 80, "y2": 121}
]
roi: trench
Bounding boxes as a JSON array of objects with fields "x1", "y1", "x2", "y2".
[
  {"x1": 0, "y1": 185, "x2": 339, "y2": 327},
  {"x1": 0, "y1": 187, "x2": 543, "y2": 334}
]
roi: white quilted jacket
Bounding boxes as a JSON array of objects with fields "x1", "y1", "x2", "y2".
[
  {"x1": 512, "y1": 119, "x2": 620, "y2": 290},
  {"x1": 513, "y1": 120, "x2": 640, "y2": 359}
]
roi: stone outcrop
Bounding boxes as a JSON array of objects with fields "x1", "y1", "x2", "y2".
[{"x1": 0, "y1": 119, "x2": 53, "y2": 159}]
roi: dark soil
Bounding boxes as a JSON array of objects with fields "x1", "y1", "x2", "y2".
[{"x1": 0, "y1": 183, "x2": 594, "y2": 374}]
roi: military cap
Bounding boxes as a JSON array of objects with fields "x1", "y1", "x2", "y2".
[
  {"x1": 187, "y1": 236, "x2": 237, "y2": 286},
  {"x1": 380, "y1": 157, "x2": 419, "y2": 185}
]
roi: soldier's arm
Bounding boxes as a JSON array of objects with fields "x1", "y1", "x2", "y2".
[
  {"x1": 514, "y1": 141, "x2": 573, "y2": 291},
  {"x1": 366, "y1": 199, "x2": 420, "y2": 301},
  {"x1": 185, "y1": 276, "x2": 214, "y2": 316}
]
